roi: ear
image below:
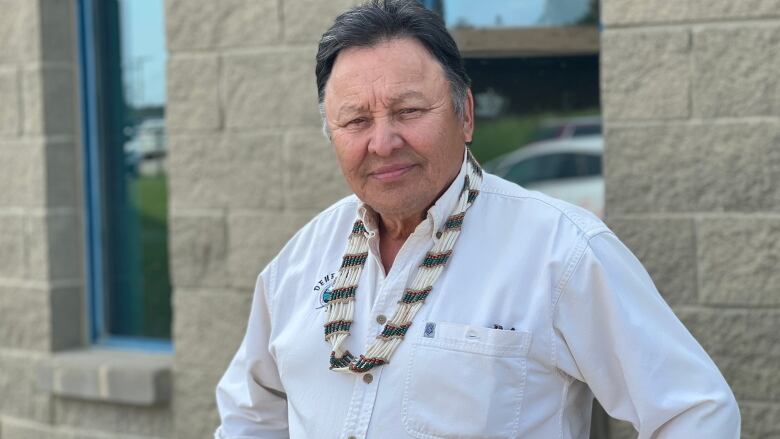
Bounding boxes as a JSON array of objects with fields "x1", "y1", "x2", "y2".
[{"x1": 462, "y1": 89, "x2": 475, "y2": 143}]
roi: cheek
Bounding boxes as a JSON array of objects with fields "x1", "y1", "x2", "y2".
[{"x1": 333, "y1": 137, "x2": 366, "y2": 175}]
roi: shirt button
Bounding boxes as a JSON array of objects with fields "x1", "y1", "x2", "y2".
[
  {"x1": 435, "y1": 231, "x2": 442, "y2": 239},
  {"x1": 376, "y1": 314, "x2": 387, "y2": 325},
  {"x1": 348, "y1": 436, "x2": 357, "y2": 439},
  {"x1": 363, "y1": 373, "x2": 373, "y2": 384}
]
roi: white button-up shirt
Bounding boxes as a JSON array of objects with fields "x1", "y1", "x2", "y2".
[{"x1": 215, "y1": 155, "x2": 740, "y2": 439}]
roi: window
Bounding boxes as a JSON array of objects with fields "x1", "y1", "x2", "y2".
[
  {"x1": 78, "y1": 0, "x2": 170, "y2": 347},
  {"x1": 422, "y1": 0, "x2": 603, "y2": 218},
  {"x1": 503, "y1": 153, "x2": 602, "y2": 186}
]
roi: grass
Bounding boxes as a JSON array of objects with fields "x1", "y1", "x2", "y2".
[{"x1": 130, "y1": 174, "x2": 172, "y2": 339}]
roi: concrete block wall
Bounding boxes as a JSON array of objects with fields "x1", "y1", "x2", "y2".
[
  {"x1": 164, "y1": 0, "x2": 355, "y2": 436},
  {"x1": 601, "y1": 1, "x2": 780, "y2": 438},
  {"x1": 0, "y1": 0, "x2": 83, "y2": 436},
  {"x1": 0, "y1": 1, "x2": 174, "y2": 437}
]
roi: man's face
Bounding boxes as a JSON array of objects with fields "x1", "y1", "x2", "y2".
[{"x1": 323, "y1": 37, "x2": 473, "y2": 220}]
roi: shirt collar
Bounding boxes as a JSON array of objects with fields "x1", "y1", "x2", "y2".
[{"x1": 357, "y1": 148, "x2": 468, "y2": 240}]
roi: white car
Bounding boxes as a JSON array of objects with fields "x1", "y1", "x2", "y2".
[{"x1": 485, "y1": 135, "x2": 604, "y2": 218}]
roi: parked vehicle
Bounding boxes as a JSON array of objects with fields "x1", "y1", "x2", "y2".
[
  {"x1": 486, "y1": 135, "x2": 604, "y2": 218},
  {"x1": 533, "y1": 115, "x2": 602, "y2": 142}
]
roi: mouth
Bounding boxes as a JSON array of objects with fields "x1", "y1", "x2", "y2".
[
  {"x1": 369, "y1": 163, "x2": 416, "y2": 182},
  {"x1": 369, "y1": 164, "x2": 414, "y2": 181}
]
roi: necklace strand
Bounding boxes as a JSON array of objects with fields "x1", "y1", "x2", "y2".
[{"x1": 325, "y1": 149, "x2": 483, "y2": 374}]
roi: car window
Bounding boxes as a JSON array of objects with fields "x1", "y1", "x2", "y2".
[
  {"x1": 502, "y1": 152, "x2": 602, "y2": 186},
  {"x1": 533, "y1": 126, "x2": 564, "y2": 142},
  {"x1": 572, "y1": 124, "x2": 601, "y2": 137}
]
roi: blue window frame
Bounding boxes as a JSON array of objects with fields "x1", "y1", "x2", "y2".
[{"x1": 77, "y1": 0, "x2": 171, "y2": 351}]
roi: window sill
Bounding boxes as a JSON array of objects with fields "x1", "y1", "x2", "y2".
[{"x1": 37, "y1": 348, "x2": 172, "y2": 406}]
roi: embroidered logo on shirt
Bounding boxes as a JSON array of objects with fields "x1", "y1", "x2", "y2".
[
  {"x1": 423, "y1": 322, "x2": 436, "y2": 338},
  {"x1": 313, "y1": 272, "x2": 337, "y2": 309}
]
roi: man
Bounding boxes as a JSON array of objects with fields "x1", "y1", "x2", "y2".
[{"x1": 215, "y1": 1, "x2": 740, "y2": 438}]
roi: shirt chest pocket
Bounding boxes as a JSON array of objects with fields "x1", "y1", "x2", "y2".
[{"x1": 401, "y1": 322, "x2": 532, "y2": 439}]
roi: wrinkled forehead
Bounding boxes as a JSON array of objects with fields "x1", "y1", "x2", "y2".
[{"x1": 324, "y1": 37, "x2": 449, "y2": 107}]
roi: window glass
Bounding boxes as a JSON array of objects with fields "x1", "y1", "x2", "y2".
[
  {"x1": 87, "y1": 0, "x2": 170, "y2": 340},
  {"x1": 436, "y1": 0, "x2": 598, "y2": 28},
  {"x1": 467, "y1": 56, "x2": 601, "y2": 164},
  {"x1": 503, "y1": 153, "x2": 601, "y2": 186},
  {"x1": 420, "y1": 0, "x2": 603, "y2": 220}
]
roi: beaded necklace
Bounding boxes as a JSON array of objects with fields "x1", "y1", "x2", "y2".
[{"x1": 324, "y1": 149, "x2": 483, "y2": 374}]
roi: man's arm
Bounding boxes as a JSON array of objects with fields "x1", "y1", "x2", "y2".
[
  {"x1": 554, "y1": 231, "x2": 740, "y2": 438},
  {"x1": 215, "y1": 269, "x2": 289, "y2": 439}
]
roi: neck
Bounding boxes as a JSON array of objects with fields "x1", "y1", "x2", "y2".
[
  {"x1": 376, "y1": 210, "x2": 424, "y2": 273},
  {"x1": 379, "y1": 211, "x2": 424, "y2": 240}
]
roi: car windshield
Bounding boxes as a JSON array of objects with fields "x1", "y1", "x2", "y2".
[{"x1": 502, "y1": 152, "x2": 601, "y2": 186}]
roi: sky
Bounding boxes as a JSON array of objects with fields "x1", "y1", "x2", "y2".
[
  {"x1": 118, "y1": 0, "x2": 167, "y2": 107},
  {"x1": 445, "y1": 1, "x2": 545, "y2": 27},
  {"x1": 443, "y1": 0, "x2": 590, "y2": 28}
]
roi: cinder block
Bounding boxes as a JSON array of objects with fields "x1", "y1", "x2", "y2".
[
  {"x1": 166, "y1": 55, "x2": 221, "y2": 132},
  {"x1": 740, "y1": 402, "x2": 780, "y2": 439},
  {"x1": 607, "y1": 217, "x2": 697, "y2": 306},
  {"x1": 166, "y1": 0, "x2": 280, "y2": 50},
  {"x1": 39, "y1": 0, "x2": 76, "y2": 63},
  {"x1": 53, "y1": 397, "x2": 172, "y2": 437},
  {"x1": 25, "y1": 212, "x2": 83, "y2": 282},
  {"x1": 676, "y1": 308, "x2": 780, "y2": 363},
  {"x1": 688, "y1": 0, "x2": 780, "y2": 21},
  {"x1": 0, "y1": 286, "x2": 58, "y2": 351},
  {"x1": 675, "y1": 308, "x2": 780, "y2": 405},
  {"x1": 604, "y1": 122, "x2": 780, "y2": 214},
  {"x1": 44, "y1": 142, "x2": 79, "y2": 208},
  {"x1": 50, "y1": 287, "x2": 84, "y2": 351},
  {"x1": 693, "y1": 25, "x2": 780, "y2": 117},
  {"x1": 0, "y1": 140, "x2": 46, "y2": 208},
  {"x1": 169, "y1": 214, "x2": 229, "y2": 289},
  {"x1": 601, "y1": 28, "x2": 691, "y2": 121},
  {"x1": 0, "y1": 0, "x2": 38, "y2": 63},
  {"x1": 39, "y1": 349, "x2": 171, "y2": 406},
  {"x1": 0, "y1": 285, "x2": 75, "y2": 351},
  {"x1": 45, "y1": 213, "x2": 83, "y2": 282},
  {"x1": 602, "y1": 0, "x2": 780, "y2": 24},
  {"x1": 283, "y1": 0, "x2": 362, "y2": 44},
  {"x1": 227, "y1": 211, "x2": 315, "y2": 289},
  {"x1": 697, "y1": 218, "x2": 780, "y2": 306},
  {"x1": 601, "y1": 0, "x2": 688, "y2": 25},
  {"x1": 710, "y1": 354, "x2": 780, "y2": 401},
  {"x1": 168, "y1": 132, "x2": 283, "y2": 210},
  {"x1": 0, "y1": 351, "x2": 52, "y2": 423},
  {"x1": 222, "y1": 49, "x2": 321, "y2": 129},
  {"x1": 0, "y1": 214, "x2": 27, "y2": 279},
  {"x1": 1, "y1": 417, "x2": 172, "y2": 439},
  {"x1": 173, "y1": 289, "x2": 251, "y2": 370},
  {"x1": 0, "y1": 417, "x2": 60, "y2": 439},
  {"x1": 282, "y1": 129, "x2": 351, "y2": 211},
  {"x1": 22, "y1": 66, "x2": 77, "y2": 136},
  {"x1": 172, "y1": 368, "x2": 222, "y2": 439},
  {"x1": 0, "y1": 67, "x2": 21, "y2": 136}
]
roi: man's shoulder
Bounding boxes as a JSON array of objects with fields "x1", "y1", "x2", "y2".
[{"x1": 478, "y1": 172, "x2": 609, "y2": 240}]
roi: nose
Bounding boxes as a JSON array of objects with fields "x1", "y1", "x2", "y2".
[{"x1": 367, "y1": 117, "x2": 403, "y2": 157}]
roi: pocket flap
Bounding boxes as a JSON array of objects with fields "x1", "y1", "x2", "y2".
[{"x1": 418, "y1": 321, "x2": 532, "y2": 357}]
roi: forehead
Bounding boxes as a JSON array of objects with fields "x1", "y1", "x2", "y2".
[{"x1": 325, "y1": 37, "x2": 448, "y2": 103}]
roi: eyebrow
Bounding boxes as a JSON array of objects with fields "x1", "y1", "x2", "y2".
[{"x1": 335, "y1": 90, "x2": 427, "y2": 120}]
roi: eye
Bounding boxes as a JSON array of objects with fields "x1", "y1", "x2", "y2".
[
  {"x1": 399, "y1": 108, "x2": 421, "y2": 115},
  {"x1": 345, "y1": 117, "x2": 368, "y2": 128}
]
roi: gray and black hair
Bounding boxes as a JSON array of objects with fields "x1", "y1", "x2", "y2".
[{"x1": 315, "y1": 0, "x2": 471, "y2": 137}]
